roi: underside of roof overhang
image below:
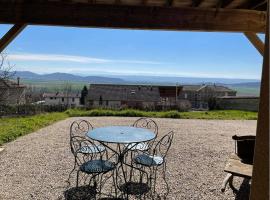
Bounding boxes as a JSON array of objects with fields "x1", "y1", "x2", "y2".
[{"x1": 0, "y1": 0, "x2": 267, "y2": 33}]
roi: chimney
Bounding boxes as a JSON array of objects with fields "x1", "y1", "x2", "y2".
[{"x1": 17, "y1": 77, "x2": 20, "y2": 85}]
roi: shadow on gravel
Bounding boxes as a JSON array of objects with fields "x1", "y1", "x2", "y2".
[
  {"x1": 234, "y1": 178, "x2": 250, "y2": 200},
  {"x1": 119, "y1": 182, "x2": 150, "y2": 195},
  {"x1": 64, "y1": 185, "x2": 96, "y2": 200},
  {"x1": 64, "y1": 185, "x2": 124, "y2": 200}
]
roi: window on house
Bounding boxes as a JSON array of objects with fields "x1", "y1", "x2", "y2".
[
  {"x1": 62, "y1": 97, "x2": 64, "y2": 102},
  {"x1": 184, "y1": 93, "x2": 188, "y2": 99},
  {"x1": 106, "y1": 100, "x2": 109, "y2": 106},
  {"x1": 50, "y1": 97, "x2": 53, "y2": 100},
  {"x1": 72, "y1": 98, "x2": 75, "y2": 102}
]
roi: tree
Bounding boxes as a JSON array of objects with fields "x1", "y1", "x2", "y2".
[
  {"x1": 63, "y1": 81, "x2": 72, "y2": 108},
  {"x1": 0, "y1": 53, "x2": 15, "y2": 104},
  {"x1": 80, "y1": 85, "x2": 88, "y2": 105},
  {"x1": 0, "y1": 52, "x2": 15, "y2": 81}
]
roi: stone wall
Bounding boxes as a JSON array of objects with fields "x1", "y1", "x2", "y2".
[{"x1": 216, "y1": 97, "x2": 259, "y2": 111}]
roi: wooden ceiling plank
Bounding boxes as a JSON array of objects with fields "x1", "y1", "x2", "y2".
[
  {"x1": 0, "y1": 2, "x2": 266, "y2": 33},
  {"x1": 166, "y1": 0, "x2": 173, "y2": 7},
  {"x1": 223, "y1": 0, "x2": 236, "y2": 8},
  {"x1": 244, "y1": 32, "x2": 264, "y2": 55},
  {"x1": 192, "y1": 0, "x2": 203, "y2": 7},
  {"x1": 0, "y1": 24, "x2": 26, "y2": 53},
  {"x1": 251, "y1": 0, "x2": 267, "y2": 9}
]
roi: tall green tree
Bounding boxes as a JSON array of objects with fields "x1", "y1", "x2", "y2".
[{"x1": 80, "y1": 85, "x2": 88, "y2": 105}]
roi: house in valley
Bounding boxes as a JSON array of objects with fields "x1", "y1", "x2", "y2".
[
  {"x1": 86, "y1": 84, "x2": 190, "y2": 110},
  {"x1": 178, "y1": 84, "x2": 237, "y2": 109},
  {"x1": 0, "y1": 78, "x2": 26, "y2": 105},
  {"x1": 43, "y1": 92, "x2": 81, "y2": 107}
]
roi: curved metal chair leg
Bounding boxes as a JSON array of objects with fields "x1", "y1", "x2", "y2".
[
  {"x1": 162, "y1": 163, "x2": 169, "y2": 199},
  {"x1": 67, "y1": 158, "x2": 77, "y2": 186},
  {"x1": 76, "y1": 170, "x2": 80, "y2": 187}
]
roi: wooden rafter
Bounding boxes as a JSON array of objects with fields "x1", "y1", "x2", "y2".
[
  {"x1": 250, "y1": 0, "x2": 267, "y2": 9},
  {"x1": 244, "y1": 32, "x2": 264, "y2": 55},
  {"x1": 192, "y1": 0, "x2": 203, "y2": 7},
  {"x1": 0, "y1": 24, "x2": 26, "y2": 53},
  {"x1": 0, "y1": 2, "x2": 266, "y2": 33},
  {"x1": 221, "y1": 0, "x2": 235, "y2": 7},
  {"x1": 166, "y1": 0, "x2": 173, "y2": 6}
]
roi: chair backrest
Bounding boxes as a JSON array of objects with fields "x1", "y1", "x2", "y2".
[
  {"x1": 152, "y1": 131, "x2": 174, "y2": 159},
  {"x1": 133, "y1": 117, "x2": 158, "y2": 135},
  {"x1": 70, "y1": 136, "x2": 102, "y2": 165},
  {"x1": 70, "y1": 119, "x2": 94, "y2": 138}
]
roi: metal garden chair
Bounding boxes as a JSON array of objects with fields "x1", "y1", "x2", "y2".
[
  {"x1": 70, "y1": 136, "x2": 117, "y2": 198},
  {"x1": 125, "y1": 117, "x2": 158, "y2": 152},
  {"x1": 68, "y1": 120, "x2": 105, "y2": 184},
  {"x1": 132, "y1": 131, "x2": 174, "y2": 199}
]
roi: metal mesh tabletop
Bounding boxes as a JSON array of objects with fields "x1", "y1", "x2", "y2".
[{"x1": 87, "y1": 126, "x2": 156, "y2": 144}]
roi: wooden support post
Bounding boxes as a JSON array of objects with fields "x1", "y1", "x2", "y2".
[
  {"x1": 250, "y1": 3, "x2": 269, "y2": 200},
  {"x1": 0, "y1": 24, "x2": 26, "y2": 53},
  {"x1": 244, "y1": 32, "x2": 265, "y2": 56}
]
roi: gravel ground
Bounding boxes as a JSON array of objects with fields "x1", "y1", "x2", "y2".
[{"x1": 0, "y1": 117, "x2": 256, "y2": 200}]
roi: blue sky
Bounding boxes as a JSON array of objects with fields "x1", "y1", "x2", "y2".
[{"x1": 0, "y1": 25, "x2": 264, "y2": 80}]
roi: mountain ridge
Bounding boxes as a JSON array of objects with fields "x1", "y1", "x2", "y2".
[{"x1": 14, "y1": 71, "x2": 260, "y2": 86}]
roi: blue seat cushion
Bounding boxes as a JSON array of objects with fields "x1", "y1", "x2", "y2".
[
  {"x1": 80, "y1": 160, "x2": 115, "y2": 174},
  {"x1": 78, "y1": 145, "x2": 105, "y2": 154},
  {"x1": 124, "y1": 142, "x2": 149, "y2": 151},
  {"x1": 134, "y1": 154, "x2": 164, "y2": 166}
]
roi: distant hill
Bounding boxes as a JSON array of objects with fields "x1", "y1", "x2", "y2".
[
  {"x1": 14, "y1": 71, "x2": 125, "y2": 83},
  {"x1": 227, "y1": 82, "x2": 260, "y2": 88},
  {"x1": 12, "y1": 71, "x2": 260, "y2": 95}
]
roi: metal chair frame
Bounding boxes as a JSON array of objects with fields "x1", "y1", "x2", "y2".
[
  {"x1": 132, "y1": 117, "x2": 159, "y2": 151},
  {"x1": 71, "y1": 135, "x2": 117, "y2": 198},
  {"x1": 132, "y1": 131, "x2": 174, "y2": 199},
  {"x1": 68, "y1": 119, "x2": 105, "y2": 186}
]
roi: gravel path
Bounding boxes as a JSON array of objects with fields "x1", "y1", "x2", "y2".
[{"x1": 0, "y1": 117, "x2": 256, "y2": 200}]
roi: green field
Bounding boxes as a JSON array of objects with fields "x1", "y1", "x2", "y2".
[
  {"x1": 23, "y1": 80, "x2": 86, "y2": 92},
  {"x1": 0, "y1": 109, "x2": 257, "y2": 146},
  {"x1": 232, "y1": 86, "x2": 260, "y2": 96}
]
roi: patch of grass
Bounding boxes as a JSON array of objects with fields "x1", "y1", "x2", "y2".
[
  {"x1": 0, "y1": 112, "x2": 68, "y2": 145},
  {"x1": 0, "y1": 109, "x2": 257, "y2": 146},
  {"x1": 181, "y1": 110, "x2": 258, "y2": 120},
  {"x1": 65, "y1": 108, "x2": 257, "y2": 120}
]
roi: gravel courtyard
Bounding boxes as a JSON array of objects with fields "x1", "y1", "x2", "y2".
[{"x1": 0, "y1": 117, "x2": 256, "y2": 200}]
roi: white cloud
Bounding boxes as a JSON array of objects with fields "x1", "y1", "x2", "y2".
[
  {"x1": 8, "y1": 53, "x2": 163, "y2": 65},
  {"x1": 8, "y1": 53, "x2": 108, "y2": 63}
]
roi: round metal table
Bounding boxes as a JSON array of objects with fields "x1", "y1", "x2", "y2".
[
  {"x1": 86, "y1": 125, "x2": 156, "y2": 144},
  {"x1": 86, "y1": 125, "x2": 156, "y2": 191}
]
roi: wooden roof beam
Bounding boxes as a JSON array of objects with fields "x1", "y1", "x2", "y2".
[
  {"x1": 250, "y1": 0, "x2": 267, "y2": 9},
  {"x1": 244, "y1": 32, "x2": 264, "y2": 55},
  {"x1": 0, "y1": 1, "x2": 266, "y2": 33},
  {"x1": 222, "y1": 0, "x2": 235, "y2": 8},
  {"x1": 192, "y1": 0, "x2": 203, "y2": 7},
  {"x1": 0, "y1": 24, "x2": 26, "y2": 53},
  {"x1": 166, "y1": 0, "x2": 173, "y2": 7}
]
